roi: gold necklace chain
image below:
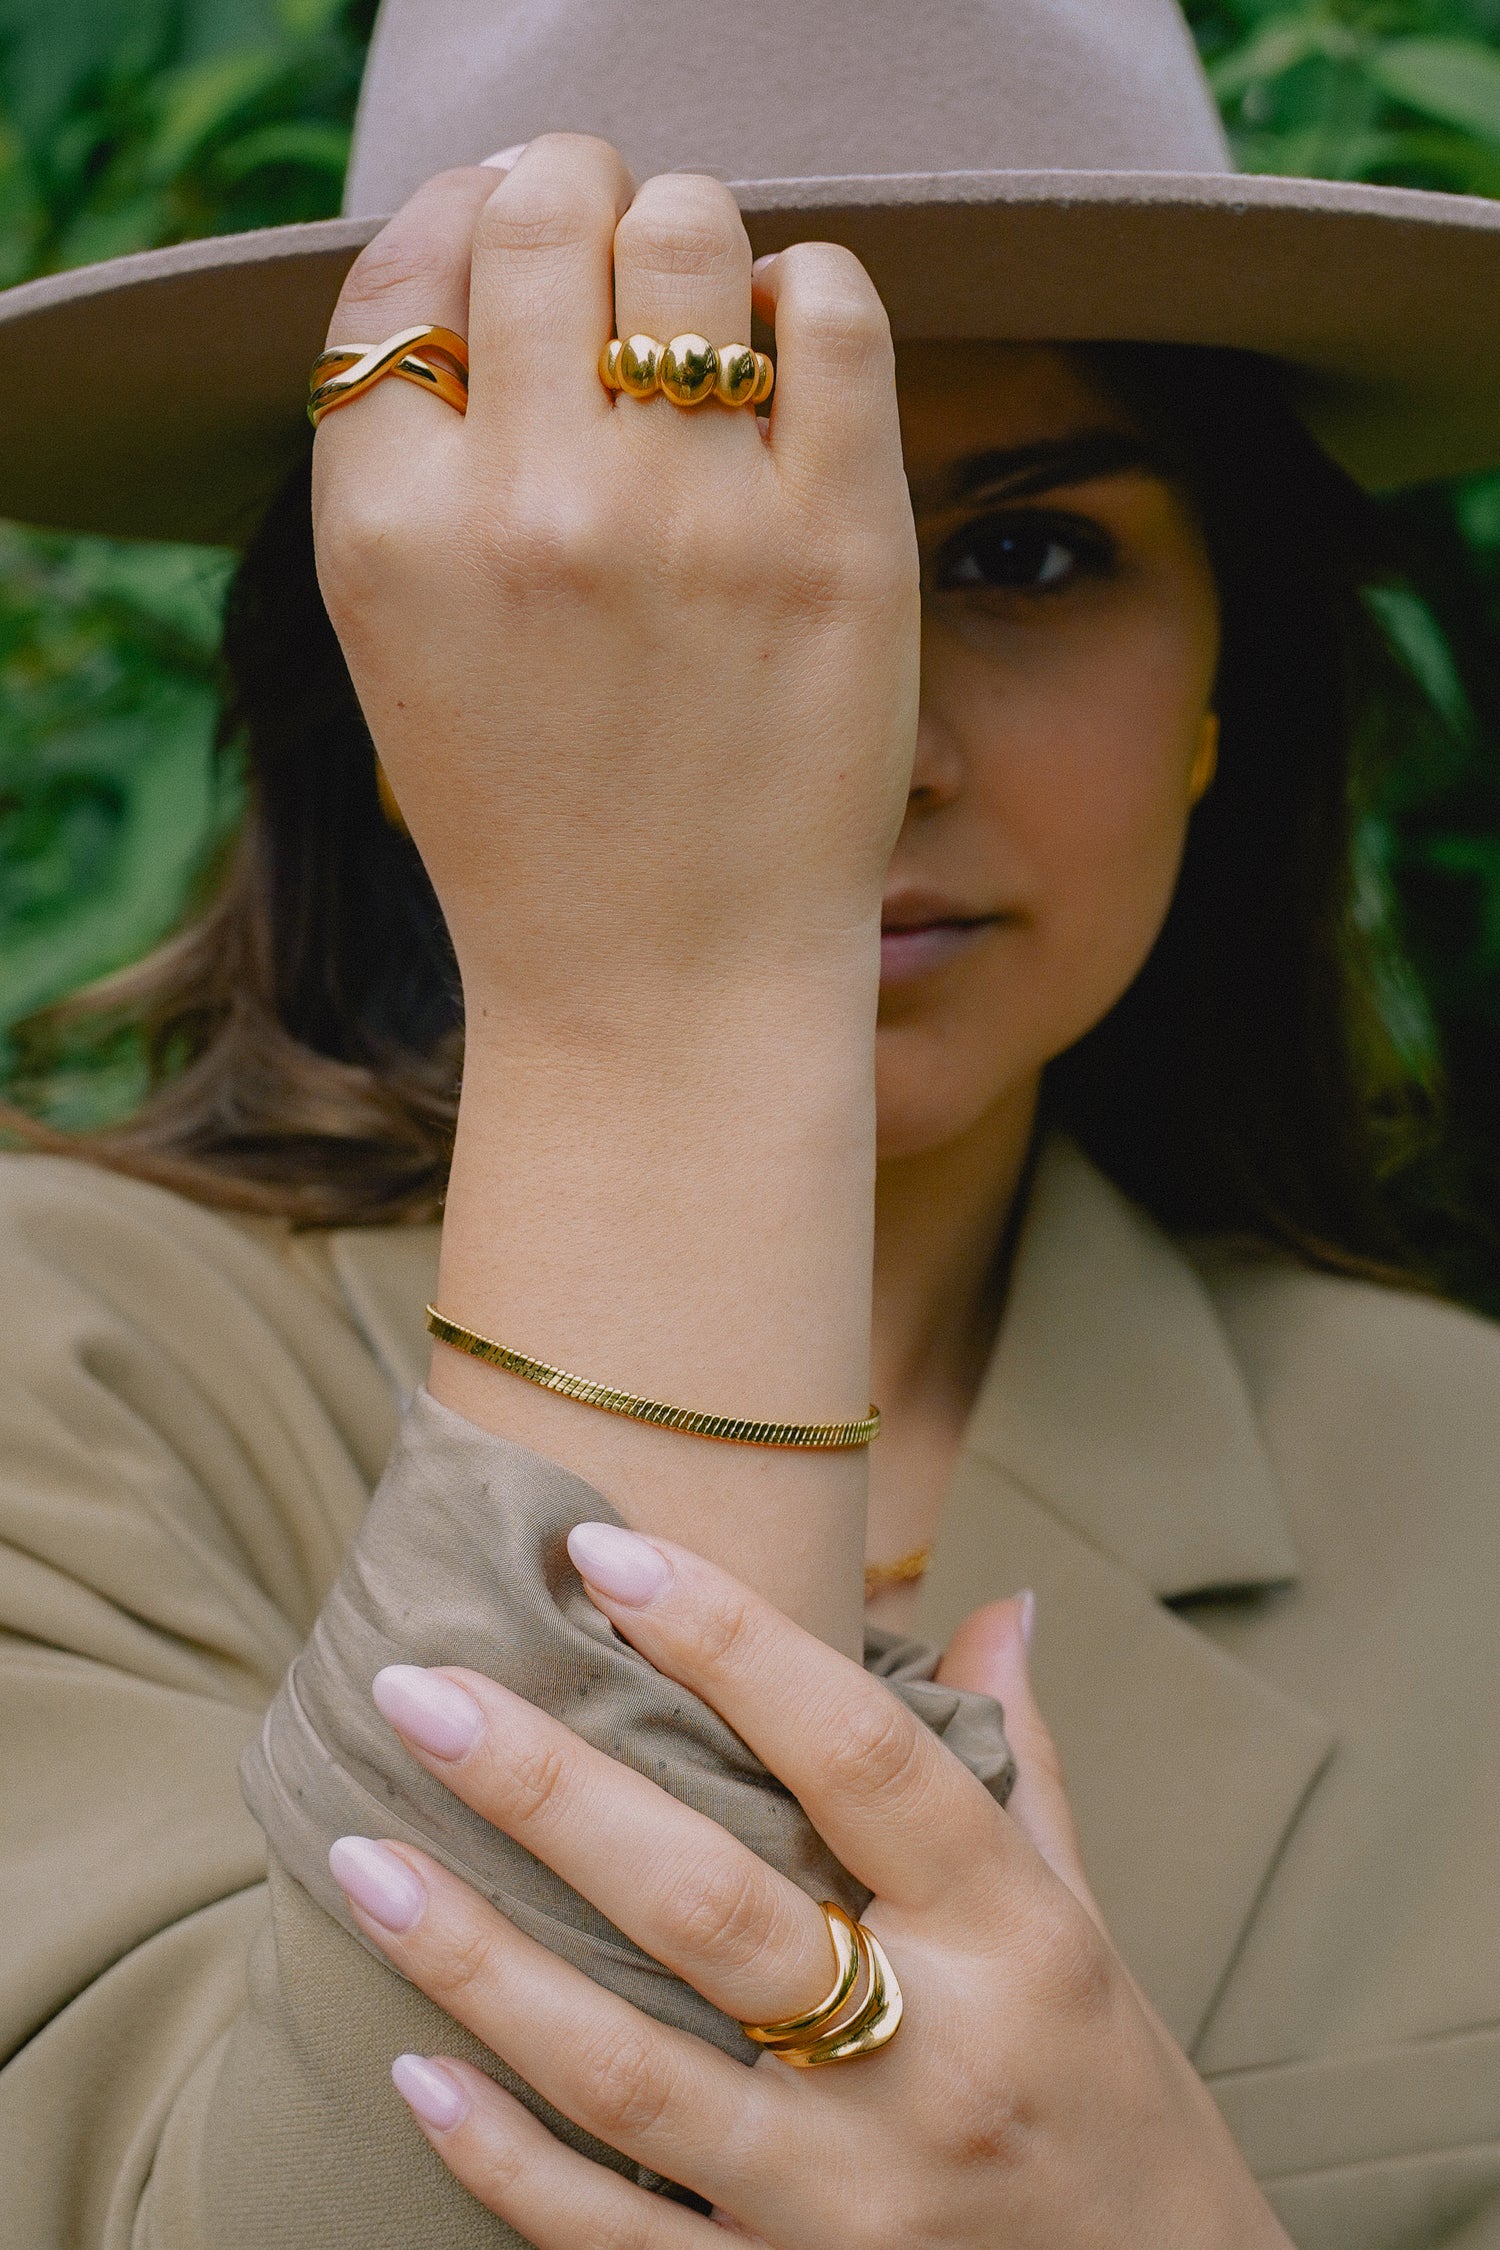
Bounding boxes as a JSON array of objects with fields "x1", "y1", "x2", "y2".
[{"x1": 864, "y1": 1544, "x2": 933, "y2": 1599}]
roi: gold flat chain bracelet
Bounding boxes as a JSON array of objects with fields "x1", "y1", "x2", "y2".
[{"x1": 426, "y1": 1307, "x2": 881, "y2": 1450}]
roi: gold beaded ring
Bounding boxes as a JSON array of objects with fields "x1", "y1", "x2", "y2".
[
  {"x1": 600, "y1": 333, "x2": 774, "y2": 409},
  {"x1": 308, "y1": 324, "x2": 470, "y2": 427}
]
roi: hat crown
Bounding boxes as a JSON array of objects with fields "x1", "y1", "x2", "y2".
[{"x1": 344, "y1": 0, "x2": 1231, "y2": 217}]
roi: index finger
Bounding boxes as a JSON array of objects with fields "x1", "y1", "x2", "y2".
[
  {"x1": 564, "y1": 1523, "x2": 1017, "y2": 1916},
  {"x1": 315, "y1": 164, "x2": 498, "y2": 473}
]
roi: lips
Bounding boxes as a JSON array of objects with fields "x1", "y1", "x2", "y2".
[{"x1": 878, "y1": 908, "x2": 1004, "y2": 987}]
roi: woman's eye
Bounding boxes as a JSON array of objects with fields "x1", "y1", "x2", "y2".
[{"x1": 930, "y1": 512, "x2": 1112, "y2": 596}]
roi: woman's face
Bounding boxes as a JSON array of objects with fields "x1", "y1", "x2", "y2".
[{"x1": 877, "y1": 342, "x2": 1221, "y2": 1161}]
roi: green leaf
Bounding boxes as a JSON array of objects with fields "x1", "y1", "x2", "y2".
[
  {"x1": 145, "y1": 46, "x2": 290, "y2": 180},
  {"x1": 50, "y1": 192, "x2": 178, "y2": 270},
  {"x1": 212, "y1": 118, "x2": 349, "y2": 181},
  {"x1": 0, "y1": 682, "x2": 225, "y2": 1027},
  {"x1": 0, "y1": 118, "x2": 43, "y2": 285},
  {"x1": 1228, "y1": 122, "x2": 1403, "y2": 179},
  {"x1": 1363, "y1": 584, "x2": 1474, "y2": 740},
  {"x1": 1456, "y1": 472, "x2": 1500, "y2": 548},
  {"x1": 274, "y1": 0, "x2": 347, "y2": 36},
  {"x1": 1362, "y1": 123, "x2": 1500, "y2": 197},
  {"x1": 1208, "y1": 14, "x2": 1359, "y2": 102},
  {"x1": 1366, "y1": 36, "x2": 1500, "y2": 148}
]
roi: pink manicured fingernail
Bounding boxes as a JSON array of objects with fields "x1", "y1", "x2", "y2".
[
  {"x1": 329, "y1": 1837, "x2": 426, "y2": 1932},
  {"x1": 1018, "y1": 1589, "x2": 1036, "y2": 1650},
  {"x1": 751, "y1": 252, "x2": 779, "y2": 276},
  {"x1": 567, "y1": 1521, "x2": 673, "y2": 1605},
  {"x1": 373, "y1": 1666, "x2": 482, "y2": 1761},
  {"x1": 393, "y1": 2053, "x2": 470, "y2": 2131},
  {"x1": 481, "y1": 141, "x2": 528, "y2": 170}
]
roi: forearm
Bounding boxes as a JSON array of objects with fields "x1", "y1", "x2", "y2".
[
  {"x1": 431, "y1": 973, "x2": 878, "y2": 1655},
  {"x1": 316, "y1": 150, "x2": 919, "y2": 1665}
]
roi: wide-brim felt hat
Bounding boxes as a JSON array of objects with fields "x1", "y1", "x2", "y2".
[{"x1": 7, "y1": 0, "x2": 1500, "y2": 546}]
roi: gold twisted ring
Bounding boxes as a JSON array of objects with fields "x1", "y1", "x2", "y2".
[
  {"x1": 308, "y1": 324, "x2": 470, "y2": 427},
  {"x1": 739, "y1": 1900, "x2": 904, "y2": 2067},
  {"x1": 600, "y1": 333, "x2": 774, "y2": 409}
]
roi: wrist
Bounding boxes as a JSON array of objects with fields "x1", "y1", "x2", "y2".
[
  {"x1": 462, "y1": 933, "x2": 877, "y2": 1055},
  {"x1": 432, "y1": 1013, "x2": 874, "y2": 1654}
]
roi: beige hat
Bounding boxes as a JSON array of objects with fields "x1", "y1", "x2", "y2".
[{"x1": 6, "y1": 0, "x2": 1500, "y2": 544}]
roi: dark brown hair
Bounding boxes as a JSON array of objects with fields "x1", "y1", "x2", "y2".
[{"x1": 6, "y1": 345, "x2": 1440, "y2": 1271}]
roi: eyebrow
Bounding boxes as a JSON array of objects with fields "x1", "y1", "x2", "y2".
[{"x1": 918, "y1": 430, "x2": 1174, "y2": 513}]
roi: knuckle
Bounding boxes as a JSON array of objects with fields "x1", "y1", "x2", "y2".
[
  {"x1": 933, "y1": 2080, "x2": 1038, "y2": 2176},
  {"x1": 312, "y1": 490, "x2": 417, "y2": 630},
  {"x1": 476, "y1": 181, "x2": 599, "y2": 259},
  {"x1": 581, "y1": 2211, "x2": 659, "y2": 2250},
  {"x1": 487, "y1": 495, "x2": 611, "y2": 601},
  {"x1": 574, "y1": 2022, "x2": 676, "y2": 2141},
  {"x1": 661, "y1": 1853, "x2": 775, "y2": 1974},
  {"x1": 779, "y1": 532, "x2": 902, "y2": 619},
  {"x1": 421, "y1": 1918, "x2": 501, "y2": 2011},
  {"x1": 820, "y1": 1690, "x2": 926, "y2": 1808},
  {"x1": 1027, "y1": 1896, "x2": 1117, "y2": 2025},
  {"x1": 527, "y1": 128, "x2": 629, "y2": 173},
  {"x1": 471, "y1": 2124, "x2": 531, "y2": 2205},
  {"x1": 859, "y1": 2195, "x2": 932, "y2": 2250},
  {"x1": 691, "y1": 1587, "x2": 765, "y2": 1678},
  {"x1": 494, "y1": 1729, "x2": 572, "y2": 1827},
  {"x1": 784, "y1": 237, "x2": 882, "y2": 300},
  {"x1": 336, "y1": 229, "x2": 446, "y2": 327},
  {"x1": 616, "y1": 178, "x2": 746, "y2": 279},
  {"x1": 799, "y1": 297, "x2": 892, "y2": 382}
]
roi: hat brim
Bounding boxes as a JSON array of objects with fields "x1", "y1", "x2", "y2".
[{"x1": 5, "y1": 167, "x2": 1500, "y2": 543}]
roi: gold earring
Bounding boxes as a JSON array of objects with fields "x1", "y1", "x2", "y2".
[
  {"x1": 1188, "y1": 712, "x2": 1219, "y2": 805},
  {"x1": 375, "y1": 755, "x2": 408, "y2": 834}
]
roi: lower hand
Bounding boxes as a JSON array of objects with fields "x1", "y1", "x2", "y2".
[{"x1": 330, "y1": 1528, "x2": 1291, "y2": 2248}]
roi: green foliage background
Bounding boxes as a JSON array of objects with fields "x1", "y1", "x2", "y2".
[{"x1": 4, "y1": 0, "x2": 1500, "y2": 1294}]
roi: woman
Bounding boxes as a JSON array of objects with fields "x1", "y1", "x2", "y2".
[{"x1": 1, "y1": 1, "x2": 1498, "y2": 2245}]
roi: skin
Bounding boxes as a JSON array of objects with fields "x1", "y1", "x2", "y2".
[
  {"x1": 869, "y1": 340, "x2": 1219, "y2": 1589},
  {"x1": 334, "y1": 1545, "x2": 1286, "y2": 2247},
  {"x1": 316, "y1": 136, "x2": 1281, "y2": 2244}
]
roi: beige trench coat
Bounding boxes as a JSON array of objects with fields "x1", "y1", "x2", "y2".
[{"x1": 0, "y1": 1135, "x2": 1496, "y2": 2247}]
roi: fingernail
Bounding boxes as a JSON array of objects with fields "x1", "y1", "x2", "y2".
[
  {"x1": 329, "y1": 1837, "x2": 426, "y2": 1933},
  {"x1": 751, "y1": 252, "x2": 779, "y2": 276},
  {"x1": 373, "y1": 1666, "x2": 483, "y2": 1762},
  {"x1": 1018, "y1": 1589, "x2": 1036, "y2": 1650},
  {"x1": 567, "y1": 1521, "x2": 673, "y2": 1606},
  {"x1": 392, "y1": 2053, "x2": 470, "y2": 2131},
  {"x1": 481, "y1": 141, "x2": 528, "y2": 170}
]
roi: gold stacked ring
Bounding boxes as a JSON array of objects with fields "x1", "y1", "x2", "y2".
[
  {"x1": 600, "y1": 333, "x2": 774, "y2": 409},
  {"x1": 739, "y1": 1900, "x2": 904, "y2": 2067},
  {"x1": 308, "y1": 324, "x2": 470, "y2": 427}
]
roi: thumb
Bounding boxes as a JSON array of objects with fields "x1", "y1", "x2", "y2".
[{"x1": 936, "y1": 1593, "x2": 1103, "y2": 1926}]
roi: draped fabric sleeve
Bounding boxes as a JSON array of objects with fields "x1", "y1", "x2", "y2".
[{"x1": 0, "y1": 1154, "x2": 1012, "y2": 2249}]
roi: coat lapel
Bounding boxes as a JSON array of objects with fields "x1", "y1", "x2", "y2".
[
  {"x1": 917, "y1": 1141, "x2": 1335, "y2": 2052},
  {"x1": 326, "y1": 1223, "x2": 441, "y2": 1409}
]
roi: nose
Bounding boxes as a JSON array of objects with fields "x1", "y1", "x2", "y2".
[{"x1": 906, "y1": 693, "x2": 964, "y2": 816}]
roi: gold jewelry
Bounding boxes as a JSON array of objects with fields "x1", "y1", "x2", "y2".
[
  {"x1": 308, "y1": 324, "x2": 470, "y2": 427},
  {"x1": 374, "y1": 756, "x2": 408, "y2": 834},
  {"x1": 426, "y1": 1307, "x2": 880, "y2": 1449},
  {"x1": 739, "y1": 1901, "x2": 904, "y2": 2067},
  {"x1": 864, "y1": 1544, "x2": 933, "y2": 1599},
  {"x1": 1188, "y1": 711, "x2": 1219, "y2": 804},
  {"x1": 741, "y1": 1900, "x2": 862, "y2": 2052},
  {"x1": 599, "y1": 333, "x2": 774, "y2": 409}
]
